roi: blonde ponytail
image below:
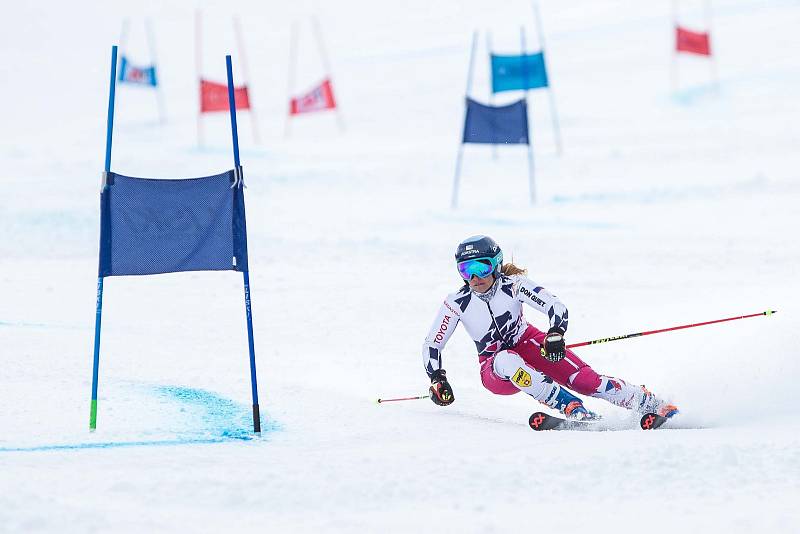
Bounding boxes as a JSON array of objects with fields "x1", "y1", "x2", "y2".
[{"x1": 501, "y1": 262, "x2": 527, "y2": 276}]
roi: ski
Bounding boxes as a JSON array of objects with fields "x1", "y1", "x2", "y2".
[
  {"x1": 528, "y1": 411, "x2": 596, "y2": 431},
  {"x1": 531, "y1": 411, "x2": 678, "y2": 431},
  {"x1": 639, "y1": 412, "x2": 672, "y2": 430}
]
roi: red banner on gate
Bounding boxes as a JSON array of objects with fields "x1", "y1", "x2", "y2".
[
  {"x1": 676, "y1": 26, "x2": 711, "y2": 56},
  {"x1": 200, "y1": 79, "x2": 251, "y2": 113},
  {"x1": 290, "y1": 79, "x2": 336, "y2": 115}
]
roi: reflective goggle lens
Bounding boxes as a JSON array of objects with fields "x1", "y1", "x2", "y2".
[{"x1": 457, "y1": 258, "x2": 495, "y2": 280}]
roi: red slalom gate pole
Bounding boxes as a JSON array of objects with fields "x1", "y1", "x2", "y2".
[
  {"x1": 567, "y1": 310, "x2": 777, "y2": 350},
  {"x1": 376, "y1": 395, "x2": 427, "y2": 404}
]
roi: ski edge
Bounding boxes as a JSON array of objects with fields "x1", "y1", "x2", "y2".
[{"x1": 528, "y1": 411, "x2": 594, "y2": 431}]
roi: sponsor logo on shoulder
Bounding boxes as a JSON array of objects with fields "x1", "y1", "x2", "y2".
[
  {"x1": 443, "y1": 300, "x2": 461, "y2": 317},
  {"x1": 519, "y1": 285, "x2": 546, "y2": 307}
]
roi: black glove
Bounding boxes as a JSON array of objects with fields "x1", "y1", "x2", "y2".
[
  {"x1": 540, "y1": 326, "x2": 566, "y2": 362},
  {"x1": 429, "y1": 369, "x2": 454, "y2": 406}
]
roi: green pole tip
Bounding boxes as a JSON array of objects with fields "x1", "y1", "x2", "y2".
[
  {"x1": 766, "y1": 310, "x2": 777, "y2": 315},
  {"x1": 89, "y1": 400, "x2": 98, "y2": 430}
]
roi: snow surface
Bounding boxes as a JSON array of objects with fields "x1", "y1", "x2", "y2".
[{"x1": 2, "y1": 0, "x2": 800, "y2": 532}]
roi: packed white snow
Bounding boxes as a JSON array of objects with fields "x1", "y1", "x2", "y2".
[{"x1": 1, "y1": 0, "x2": 799, "y2": 532}]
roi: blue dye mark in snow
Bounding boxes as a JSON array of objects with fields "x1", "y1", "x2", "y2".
[
  {"x1": 0, "y1": 438, "x2": 232, "y2": 453},
  {"x1": 150, "y1": 384, "x2": 276, "y2": 441},
  {"x1": 0, "y1": 384, "x2": 279, "y2": 453}
]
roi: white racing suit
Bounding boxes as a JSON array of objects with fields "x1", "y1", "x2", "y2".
[{"x1": 422, "y1": 274, "x2": 661, "y2": 412}]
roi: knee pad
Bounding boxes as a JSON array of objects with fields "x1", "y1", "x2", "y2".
[
  {"x1": 492, "y1": 350, "x2": 526, "y2": 379},
  {"x1": 569, "y1": 366, "x2": 602, "y2": 395}
]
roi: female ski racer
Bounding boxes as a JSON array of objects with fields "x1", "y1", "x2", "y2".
[{"x1": 422, "y1": 235, "x2": 678, "y2": 420}]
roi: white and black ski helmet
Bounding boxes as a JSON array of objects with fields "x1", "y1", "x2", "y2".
[{"x1": 455, "y1": 235, "x2": 503, "y2": 275}]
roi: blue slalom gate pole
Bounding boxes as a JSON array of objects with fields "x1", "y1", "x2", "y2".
[
  {"x1": 90, "y1": 45, "x2": 118, "y2": 430},
  {"x1": 226, "y1": 55, "x2": 261, "y2": 433},
  {"x1": 226, "y1": 56, "x2": 242, "y2": 168}
]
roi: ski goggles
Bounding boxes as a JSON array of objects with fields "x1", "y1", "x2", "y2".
[{"x1": 457, "y1": 257, "x2": 499, "y2": 280}]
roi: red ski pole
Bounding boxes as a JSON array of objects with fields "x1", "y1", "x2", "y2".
[
  {"x1": 567, "y1": 310, "x2": 776, "y2": 349},
  {"x1": 378, "y1": 311, "x2": 776, "y2": 404},
  {"x1": 376, "y1": 395, "x2": 427, "y2": 404}
]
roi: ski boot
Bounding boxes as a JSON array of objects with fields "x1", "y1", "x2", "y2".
[
  {"x1": 548, "y1": 386, "x2": 600, "y2": 421},
  {"x1": 639, "y1": 386, "x2": 679, "y2": 418},
  {"x1": 563, "y1": 401, "x2": 601, "y2": 421}
]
